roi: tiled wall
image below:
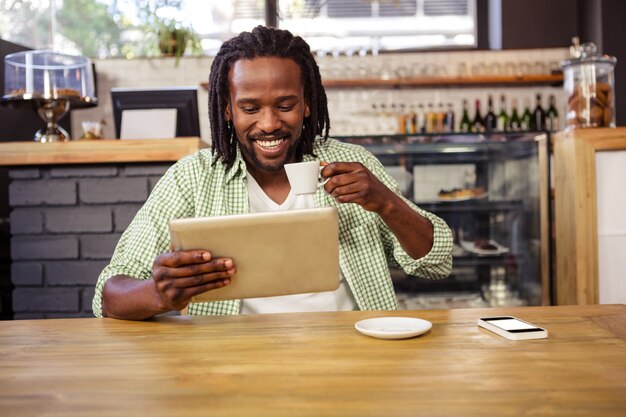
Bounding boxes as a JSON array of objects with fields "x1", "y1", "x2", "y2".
[{"x1": 73, "y1": 47, "x2": 570, "y2": 141}]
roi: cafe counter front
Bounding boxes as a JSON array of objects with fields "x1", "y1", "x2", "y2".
[
  {"x1": 0, "y1": 138, "x2": 204, "y2": 318},
  {"x1": 553, "y1": 128, "x2": 626, "y2": 306}
]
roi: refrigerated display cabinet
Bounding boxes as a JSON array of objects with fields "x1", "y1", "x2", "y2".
[{"x1": 335, "y1": 132, "x2": 551, "y2": 309}]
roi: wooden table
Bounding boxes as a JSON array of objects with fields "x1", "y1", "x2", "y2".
[{"x1": 1, "y1": 305, "x2": 625, "y2": 417}]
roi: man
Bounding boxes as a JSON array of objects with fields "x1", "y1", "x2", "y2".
[{"x1": 93, "y1": 26, "x2": 453, "y2": 320}]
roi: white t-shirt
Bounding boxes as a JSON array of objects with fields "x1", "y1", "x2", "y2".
[{"x1": 239, "y1": 172, "x2": 357, "y2": 314}]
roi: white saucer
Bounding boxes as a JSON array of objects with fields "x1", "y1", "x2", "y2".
[{"x1": 354, "y1": 317, "x2": 432, "y2": 340}]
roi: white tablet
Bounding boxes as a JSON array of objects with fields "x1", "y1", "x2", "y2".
[{"x1": 168, "y1": 207, "x2": 340, "y2": 303}]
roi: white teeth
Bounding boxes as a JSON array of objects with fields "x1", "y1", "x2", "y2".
[{"x1": 256, "y1": 139, "x2": 283, "y2": 149}]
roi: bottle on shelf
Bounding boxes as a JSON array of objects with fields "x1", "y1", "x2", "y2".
[
  {"x1": 497, "y1": 94, "x2": 508, "y2": 132},
  {"x1": 484, "y1": 95, "x2": 497, "y2": 133},
  {"x1": 460, "y1": 99, "x2": 471, "y2": 132},
  {"x1": 396, "y1": 103, "x2": 407, "y2": 135},
  {"x1": 445, "y1": 103, "x2": 455, "y2": 133},
  {"x1": 436, "y1": 103, "x2": 446, "y2": 133},
  {"x1": 426, "y1": 102, "x2": 436, "y2": 133},
  {"x1": 472, "y1": 99, "x2": 484, "y2": 133},
  {"x1": 407, "y1": 104, "x2": 418, "y2": 134},
  {"x1": 546, "y1": 94, "x2": 559, "y2": 132},
  {"x1": 509, "y1": 98, "x2": 522, "y2": 131},
  {"x1": 521, "y1": 98, "x2": 532, "y2": 131},
  {"x1": 531, "y1": 93, "x2": 546, "y2": 131},
  {"x1": 417, "y1": 103, "x2": 426, "y2": 133}
]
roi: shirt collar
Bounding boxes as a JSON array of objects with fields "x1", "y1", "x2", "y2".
[{"x1": 224, "y1": 144, "x2": 247, "y2": 183}]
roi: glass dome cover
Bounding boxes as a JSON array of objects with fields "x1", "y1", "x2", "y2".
[
  {"x1": 3, "y1": 50, "x2": 96, "y2": 106},
  {"x1": 2, "y1": 50, "x2": 97, "y2": 142}
]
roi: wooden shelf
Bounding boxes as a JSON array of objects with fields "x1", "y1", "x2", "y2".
[
  {"x1": 322, "y1": 74, "x2": 564, "y2": 88},
  {"x1": 201, "y1": 74, "x2": 563, "y2": 91},
  {"x1": 0, "y1": 137, "x2": 206, "y2": 166}
]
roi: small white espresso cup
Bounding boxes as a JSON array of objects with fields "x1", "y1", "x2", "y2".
[{"x1": 284, "y1": 160, "x2": 328, "y2": 194}]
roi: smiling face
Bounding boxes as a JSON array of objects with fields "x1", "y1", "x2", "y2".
[{"x1": 224, "y1": 57, "x2": 310, "y2": 177}]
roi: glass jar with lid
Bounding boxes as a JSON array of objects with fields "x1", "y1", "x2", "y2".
[{"x1": 561, "y1": 39, "x2": 617, "y2": 129}]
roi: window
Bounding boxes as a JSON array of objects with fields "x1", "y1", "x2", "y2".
[
  {"x1": 277, "y1": 0, "x2": 477, "y2": 53},
  {"x1": 0, "y1": 0, "x2": 476, "y2": 58}
]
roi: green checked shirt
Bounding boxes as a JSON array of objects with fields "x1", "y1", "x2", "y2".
[{"x1": 92, "y1": 138, "x2": 453, "y2": 317}]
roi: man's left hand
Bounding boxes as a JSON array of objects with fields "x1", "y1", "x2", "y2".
[
  {"x1": 320, "y1": 161, "x2": 435, "y2": 260},
  {"x1": 321, "y1": 162, "x2": 394, "y2": 215}
]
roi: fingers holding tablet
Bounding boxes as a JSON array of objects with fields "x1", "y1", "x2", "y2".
[
  {"x1": 155, "y1": 251, "x2": 236, "y2": 277},
  {"x1": 151, "y1": 250, "x2": 236, "y2": 309}
]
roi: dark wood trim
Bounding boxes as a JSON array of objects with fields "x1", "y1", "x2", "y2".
[
  {"x1": 266, "y1": 0, "x2": 278, "y2": 28},
  {"x1": 476, "y1": 0, "x2": 490, "y2": 50}
]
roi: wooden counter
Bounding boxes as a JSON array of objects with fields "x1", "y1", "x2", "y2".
[
  {"x1": 0, "y1": 137, "x2": 206, "y2": 166},
  {"x1": 553, "y1": 128, "x2": 626, "y2": 305},
  {"x1": 1, "y1": 305, "x2": 625, "y2": 416}
]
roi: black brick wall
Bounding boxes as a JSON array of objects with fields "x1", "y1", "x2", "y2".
[{"x1": 8, "y1": 163, "x2": 171, "y2": 319}]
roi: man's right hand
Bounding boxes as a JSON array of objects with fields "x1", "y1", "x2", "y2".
[
  {"x1": 101, "y1": 250, "x2": 235, "y2": 320},
  {"x1": 152, "y1": 250, "x2": 235, "y2": 311}
]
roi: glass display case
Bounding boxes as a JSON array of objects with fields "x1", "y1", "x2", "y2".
[
  {"x1": 2, "y1": 50, "x2": 97, "y2": 142},
  {"x1": 335, "y1": 132, "x2": 551, "y2": 310}
]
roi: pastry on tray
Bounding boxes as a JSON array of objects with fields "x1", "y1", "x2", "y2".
[
  {"x1": 473, "y1": 239, "x2": 498, "y2": 251},
  {"x1": 437, "y1": 186, "x2": 486, "y2": 201},
  {"x1": 459, "y1": 238, "x2": 509, "y2": 256}
]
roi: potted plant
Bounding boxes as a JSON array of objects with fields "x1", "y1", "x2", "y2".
[{"x1": 156, "y1": 17, "x2": 202, "y2": 63}]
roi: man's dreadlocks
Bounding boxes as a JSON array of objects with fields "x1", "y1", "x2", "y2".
[{"x1": 208, "y1": 25, "x2": 330, "y2": 169}]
